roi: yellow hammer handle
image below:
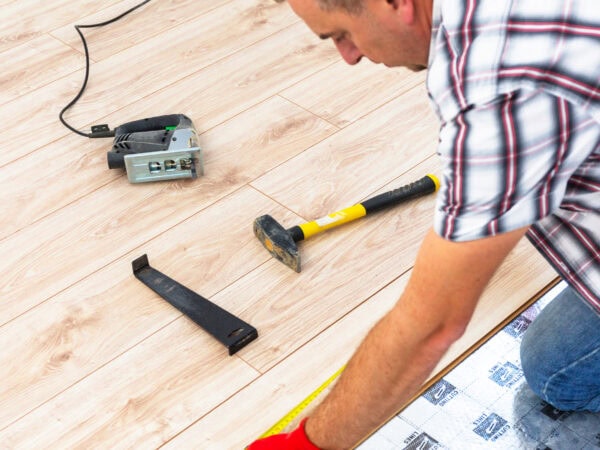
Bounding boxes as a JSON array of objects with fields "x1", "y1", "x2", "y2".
[{"x1": 298, "y1": 204, "x2": 367, "y2": 240}]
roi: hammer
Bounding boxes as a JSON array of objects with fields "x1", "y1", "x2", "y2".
[{"x1": 253, "y1": 174, "x2": 440, "y2": 272}]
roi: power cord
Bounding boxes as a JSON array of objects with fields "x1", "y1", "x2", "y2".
[{"x1": 58, "y1": 0, "x2": 152, "y2": 138}]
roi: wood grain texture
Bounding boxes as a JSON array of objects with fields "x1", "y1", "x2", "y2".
[
  {"x1": 252, "y1": 85, "x2": 438, "y2": 219},
  {"x1": 0, "y1": 0, "x2": 302, "y2": 164},
  {"x1": 88, "y1": 21, "x2": 340, "y2": 136},
  {"x1": 0, "y1": 317, "x2": 259, "y2": 449},
  {"x1": 0, "y1": 187, "x2": 304, "y2": 439},
  {"x1": 281, "y1": 60, "x2": 426, "y2": 128},
  {"x1": 0, "y1": 135, "x2": 120, "y2": 240},
  {"x1": 0, "y1": 0, "x2": 560, "y2": 447},
  {"x1": 0, "y1": 0, "x2": 123, "y2": 53},
  {"x1": 0, "y1": 35, "x2": 84, "y2": 104},
  {"x1": 0, "y1": 186, "x2": 289, "y2": 438},
  {"x1": 0, "y1": 95, "x2": 335, "y2": 239},
  {"x1": 50, "y1": 0, "x2": 235, "y2": 61},
  {"x1": 0, "y1": 96, "x2": 335, "y2": 323}
]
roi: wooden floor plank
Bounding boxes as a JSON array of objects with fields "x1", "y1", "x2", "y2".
[
  {"x1": 0, "y1": 186, "x2": 292, "y2": 434},
  {"x1": 0, "y1": 96, "x2": 335, "y2": 323},
  {"x1": 0, "y1": 135, "x2": 119, "y2": 240},
  {"x1": 0, "y1": 0, "x2": 123, "y2": 53},
  {"x1": 252, "y1": 84, "x2": 438, "y2": 220},
  {"x1": 0, "y1": 93, "x2": 335, "y2": 239},
  {"x1": 281, "y1": 61, "x2": 426, "y2": 128},
  {"x1": 164, "y1": 275, "x2": 406, "y2": 449},
  {"x1": 0, "y1": 315, "x2": 259, "y2": 449},
  {"x1": 54, "y1": 0, "x2": 303, "y2": 131},
  {"x1": 50, "y1": 0, "x2": 235, "y2": 62},
  {"x1": 87, "y1": 22, "x2": 340, "y2": 137},
  {"x1": 0, "y1": 35, "x2": 84, "y2": 104},
  {"x1": 1, "y1": 172, "x2": 553, "y2": 447}
]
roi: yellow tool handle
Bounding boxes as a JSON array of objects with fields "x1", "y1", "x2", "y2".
[
  {"x1": 296, "y1": 174, "x2": 439, "y2": 241},
  {"x1": 299, "y1": 205, "x2": 366, "y2": 240}
]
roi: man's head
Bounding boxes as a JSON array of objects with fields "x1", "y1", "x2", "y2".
[{"x1": 283, "y1": 0, "x2": 433, "y2": 69}]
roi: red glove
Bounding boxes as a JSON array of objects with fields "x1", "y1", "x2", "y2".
[{"x1": 247, "y1": 419, "x2": 320, "y2": 450}]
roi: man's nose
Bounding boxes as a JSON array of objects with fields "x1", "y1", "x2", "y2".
[{"x1": 334, "y1": 40, "x2": 362, "y2": 65}]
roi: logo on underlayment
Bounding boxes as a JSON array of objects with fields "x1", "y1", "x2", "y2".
[
  {"x1": 473, "y1": 413, "x2": 510, "y2": 441},
  {"x1": 503, "y1": 316, "x2": 532, "y2": 339},
  {"x1": 402, "y1": 432, "x2": 441, "y2": 450},
  {"x1": 489, "y1": 361, "x2": 523, "y2": 388},
  {"x1": 423, "y1": 379, "x2": 458, "y2": 406}
]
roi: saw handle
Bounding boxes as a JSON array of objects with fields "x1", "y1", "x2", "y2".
[
  {"x1": 114, "y1": 114, "x2": 190, "y2": 134},
  {"x1": 361, "y1": 174, "x2": 439, "y2": 213}
]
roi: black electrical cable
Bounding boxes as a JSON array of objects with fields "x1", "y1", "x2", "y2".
[{"x1": 59, "y1": 0, "x2": 152, "y2": 138}]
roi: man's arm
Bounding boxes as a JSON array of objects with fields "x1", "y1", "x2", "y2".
[{"x1": 305, "y1": 225, "x2": 528, "y2": 449}]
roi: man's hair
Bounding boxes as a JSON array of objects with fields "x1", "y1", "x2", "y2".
[
  {"x1": 275, "y1": 0, "x2": 365, "y2": 14},
  {"x1": 316, "y1": 0, "x2": 364, "y2": 13}
]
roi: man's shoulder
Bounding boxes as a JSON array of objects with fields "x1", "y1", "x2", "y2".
[{"x1": 429, "y1": 0, "x2": 600, "y2": 123}]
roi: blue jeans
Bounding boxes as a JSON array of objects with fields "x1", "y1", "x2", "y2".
[{"x1": 520, "y1": 285, "x2": 600, "y2": 412}]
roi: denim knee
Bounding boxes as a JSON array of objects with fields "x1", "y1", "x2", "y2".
[
  {"x1": 522, "y1": 339, "x2": 600, "y2": 411},
  {"x1": 519, "y1": 285, "x2": 600, "y2": 412}
]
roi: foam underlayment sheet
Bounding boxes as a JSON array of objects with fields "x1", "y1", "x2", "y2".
[{"x1": 359, "y1": 282, "x2": 600, "y2": 450}]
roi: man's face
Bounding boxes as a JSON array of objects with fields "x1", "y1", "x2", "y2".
[{"x1": 287, "y1": 0, "x2": 430, "y2": 69}]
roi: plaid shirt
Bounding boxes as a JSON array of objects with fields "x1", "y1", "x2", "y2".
[{"x1": 427, "y1": 0, "x2": 600, "y2": 311}]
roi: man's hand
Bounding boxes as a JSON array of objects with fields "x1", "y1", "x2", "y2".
[{"x1": 247, "y1": 419, "x2": 320, "y2": 450}]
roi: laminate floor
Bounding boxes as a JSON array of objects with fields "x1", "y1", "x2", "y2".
[{"x1": 0, "y1": 1, "x2": 557, "y2": 448}]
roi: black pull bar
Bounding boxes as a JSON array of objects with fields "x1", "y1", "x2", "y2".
[{"x1": 132, "y1": 254, "x2": 258, "y2": 355}]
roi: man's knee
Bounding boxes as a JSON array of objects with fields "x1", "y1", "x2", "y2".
[
  {"x1": 519, "y1": 286, "x2": 600, "y2": 412},
  {"x1": 520, "y1": 329, "x2": 600, "y2": 412},
  {"x1": 526, "y1": 372, "x2": 600, "y2": 412}
]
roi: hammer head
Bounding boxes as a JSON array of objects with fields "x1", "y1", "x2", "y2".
[{"x1": 253, "y1": 214, "x2": 301, "y2": 272}]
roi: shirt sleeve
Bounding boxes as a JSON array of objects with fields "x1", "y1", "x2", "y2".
[{"x1": 433, "y1": 88, "x2": 596, "y2": 242}]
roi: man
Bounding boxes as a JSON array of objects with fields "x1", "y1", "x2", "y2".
[{"x1": 249, "y1": 0, "x2": 600, "y2": 448}]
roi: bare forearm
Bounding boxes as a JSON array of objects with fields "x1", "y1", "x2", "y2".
[
  {"x1": 304, "y1": 227, "x2": 527, "y2": 449},
  {"x1": 306, "y1": 300, "x2": 453, "y2": 449}
]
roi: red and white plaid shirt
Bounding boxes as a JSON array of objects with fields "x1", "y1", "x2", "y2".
[{"x1": 427, "y1": 0, "x2": 600, "y2": 311}]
